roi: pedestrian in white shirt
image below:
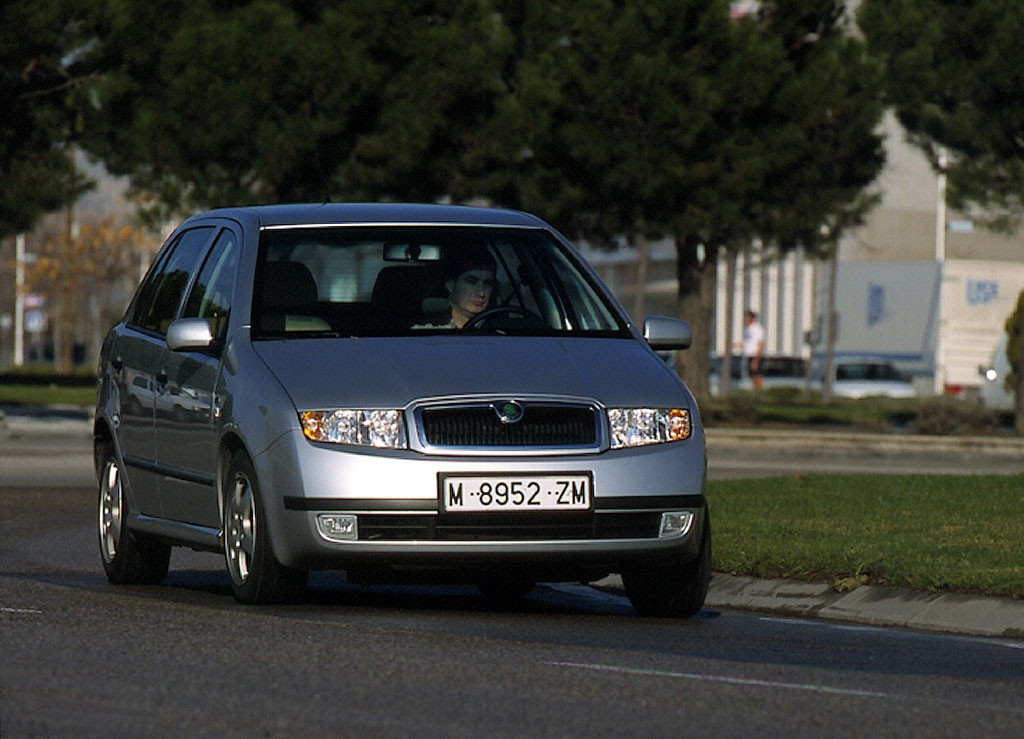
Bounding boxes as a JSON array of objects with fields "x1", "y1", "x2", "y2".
[{"x1": 743, "y1": 310, "x2": 765, "y2": 390}]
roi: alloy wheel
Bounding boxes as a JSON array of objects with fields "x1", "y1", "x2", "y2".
[
  {"x1": 225, "y1": 472, "x2": 256, "y2": 584},
  {"x1": 99, "y1": 458, "x2": 122, "y2": 564}
]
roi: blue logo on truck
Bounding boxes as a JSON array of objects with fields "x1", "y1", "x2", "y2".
[
  {"x1": 867, "y1": 283, "x2": 886, "y2": 326},
  {"x1": 966, "y1": 280, "x2": 998, "y2": 306}
]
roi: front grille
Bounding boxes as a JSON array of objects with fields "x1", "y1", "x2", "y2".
[
  {"x1": 419, "y1": 404, "x2": 597, "y2": 447},
  {"x1": 356, "y1": 512, "x2": 660, "y2": 541}
]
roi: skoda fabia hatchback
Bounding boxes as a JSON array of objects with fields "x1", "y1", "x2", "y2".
[{"x1": 95, "y1": 203, "x2": 709, "y2": 616}]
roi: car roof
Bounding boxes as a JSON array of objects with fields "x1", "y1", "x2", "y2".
[{"x1": 186, "y1": 202, "x2": 550, "y2": 229}]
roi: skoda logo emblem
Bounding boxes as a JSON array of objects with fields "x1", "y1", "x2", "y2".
[{"x1": 493, "y1": 400, "x2": 525, "y2": 424}]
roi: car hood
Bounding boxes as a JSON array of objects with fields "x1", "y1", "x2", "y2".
[{"x1": 252, "y1": 336, "x2": 690, "y2": 410}]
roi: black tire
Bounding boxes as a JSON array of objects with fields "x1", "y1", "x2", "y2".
[
  {"x1": 622, "y1": 512, "x2": 711, "y2": 618},
  {"x1": 222, "y1": 450, "x2": 307, "y2": 604},
  {"x1": 96, "y1": 440, "x2": 170, "y2": 585}
]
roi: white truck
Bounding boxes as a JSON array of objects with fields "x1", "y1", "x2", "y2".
[{"x1": 815, "y1": 259, "x2": 1024, "y2": 398}]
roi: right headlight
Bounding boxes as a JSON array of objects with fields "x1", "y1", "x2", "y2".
[
  {"x1": 300, "y1": 409, "x2": 407, "y2": 449},
  {"x1": 606, "y1": 408, "x2": 691, "y2": 449}
]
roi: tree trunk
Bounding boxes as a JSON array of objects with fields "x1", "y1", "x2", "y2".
[
  {"x1": 674, "y1": 235, "x2": 717, "y2": 408},
  {"x1": 721, "y1": 248, "x2": 738, "y2": 399},
  {"x1": 58, "y1": 208, "x2": 75, "y2": 374}
]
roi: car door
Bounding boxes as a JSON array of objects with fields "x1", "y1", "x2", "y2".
[
  {"x1": 155, "y1": 226, "x2": 239, "y2": 527},
  {"x1": 114, "y1": 225, "x2": 217, "y2": 517}
]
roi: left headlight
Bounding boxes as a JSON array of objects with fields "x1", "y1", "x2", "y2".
[
  {"x1": 300, "y1": 409, "x2": 408, "y2": 449},
  {"x1": 607, "y1": 408, "x2": 691, "y2": 449}
]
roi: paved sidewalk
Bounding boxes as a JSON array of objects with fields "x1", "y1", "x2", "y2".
[{"x1": 595, "y1": 573, "x2": 1024, "y2": 640}]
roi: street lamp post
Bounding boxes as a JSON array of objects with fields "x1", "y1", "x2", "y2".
[
  {"x1": 14, "y1": 233, "x2": 25, "y2": 366},
  {"x1": 934, "y1": 149, "x2": 948, "y2": 395}
]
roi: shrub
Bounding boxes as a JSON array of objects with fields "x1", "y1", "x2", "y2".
[{"x1": 910, "y1": 397, "x2": 998, "y2": 435}]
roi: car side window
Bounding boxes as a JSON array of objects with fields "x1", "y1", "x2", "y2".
[
  {"x1": 182, "y1": 229, "x2": 239, "y2": 342},
  {"x1": 130, "y1": 227, "x2": 215, "y2": 335}
]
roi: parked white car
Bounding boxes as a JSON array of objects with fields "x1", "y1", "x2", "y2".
[
  {"x1": 815, "y1": 358, "x2": 916, "y2": 399},
  {"x1": 708, "y1": 354, "x2": 807, "y2": 394}
]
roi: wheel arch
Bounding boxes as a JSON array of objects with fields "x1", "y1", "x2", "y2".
[
  {"x1": 93, "y1": 416, "x2": 114, "y2": 479},
  {"x1": 217, "y1": 430, "x2": 250, "y2": 526}
]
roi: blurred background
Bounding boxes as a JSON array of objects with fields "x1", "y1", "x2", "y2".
[{"x1": 3, "y1": 0, "x2": 1023, "y2": 424}]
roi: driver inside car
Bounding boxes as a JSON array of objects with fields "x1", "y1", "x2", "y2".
[{"x1": 443, "y1": 248, "x2": 498, "y2": 328}]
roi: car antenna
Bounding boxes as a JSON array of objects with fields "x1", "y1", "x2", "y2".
[{"x1": 314, "y1": 146, "x2": 331, "y2": 203}]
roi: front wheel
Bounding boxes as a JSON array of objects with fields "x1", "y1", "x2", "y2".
[
  {"x1": 622, "y1": 512, "x2": 711, "y2": 618},
  {"x1": 222, "y1": 450, "x2": 307, "y2": 604},
  {"x1": 96, "y1": 440, "x2": 170, "y2": 585}
]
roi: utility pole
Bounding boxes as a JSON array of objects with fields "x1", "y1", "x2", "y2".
[
  {"x1": 822, "y1": 241, "x2": 838, "y2": 404},
  {"x1": 14, "y1": 233, "x2": 25, "y2": 366},
  {"x1": 933, "y1": 149, "x2": 948, "y2": 395}
]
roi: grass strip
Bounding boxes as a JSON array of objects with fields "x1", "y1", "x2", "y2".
[
  {"x1": 0, "y1": 384, "x2": 96, "y2": 407},
  {"x1": 708, "y1": 473, "x2": 1024, "y2": 599}
]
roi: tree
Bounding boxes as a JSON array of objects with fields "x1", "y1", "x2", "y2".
[
  {"x1": 468, "y1": 0, "x2": 763, "y2": 403},
  {"x1": 859, "y1": 0, "x2": 1024, "y2": 230},
  {"x1": 81, "y1": 0, "x2": 506, "y2": 222},
  {"x1": 670, "y1": 2, "x2": 884, "y2": 402},
  {"x1": 0, "y1": 0, "x2": 99, "y2": 237},
  {"x1": 24, "y1": 214, "x2": 152, "y2": 372},
  {"x1": 470, "y1": 0, "x2": 885, "y2": 403},
  {"x1": 1004, "y1": 289, "x2": 1024, "y2": 435}
]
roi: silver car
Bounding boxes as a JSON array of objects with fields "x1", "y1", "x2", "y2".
[
  {"x1": 815, "y1": 358, "x2": 916, "y2": 399},
  {"x1": 94, "y1": 204, "x2": 709, "y2": 616}
]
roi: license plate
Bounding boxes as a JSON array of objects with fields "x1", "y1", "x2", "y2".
[{"x1": 440, "y1": 473, "x2": 592, "y2": 512}]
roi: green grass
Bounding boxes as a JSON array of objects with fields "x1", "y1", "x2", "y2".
[
  {"x1": 1, "y1": 363, "x2": 96, "y2": 377},
  {"x1": 0, "y1": 384, "x2": 96, "y2": 407},
  {"x1": 709, "y1": 473, "x2": 1024, "y2": 598}
]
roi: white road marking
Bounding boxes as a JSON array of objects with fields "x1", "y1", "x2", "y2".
[{"x1": 548, "y1": 661, "x2": 895, "y2": 699}]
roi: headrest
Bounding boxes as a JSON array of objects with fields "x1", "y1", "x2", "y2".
[
  {"x1": 262, "y1": 262, "x2": 319, "y2": 312},
  {"x1": 372, "y1": 265, "x2": 444, "y2": 315}
]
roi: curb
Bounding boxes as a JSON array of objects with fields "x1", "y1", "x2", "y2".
[
  {"x1": 705, "y1": 427, "x2": 1024, "y2": 457},
  {"x1": 594, "y1": 573, "x2": 1024, "y2": 639},
  {"x1": 0, "y1": 412, "x2": 93, "y2": 439}
]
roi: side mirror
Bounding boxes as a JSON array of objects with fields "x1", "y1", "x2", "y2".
[
  {"x1": 643, "y1": 316, "x2": 692, "y2": 351},
  {"x1": 166, "y1": 318, "x2": 215, "y2": 352}
]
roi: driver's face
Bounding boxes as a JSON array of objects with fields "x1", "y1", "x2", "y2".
[{"x1": 448, "y1": 269, "x2": 495, "y2": 327}]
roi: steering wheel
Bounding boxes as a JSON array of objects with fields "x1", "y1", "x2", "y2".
[{"x1": 462, "y1": 305, "x2": 548, "y2": 331}]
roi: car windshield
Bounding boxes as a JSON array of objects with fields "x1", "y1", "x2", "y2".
[{"x1": 252, "y1": 226, "x2": 628, "y2": 339}]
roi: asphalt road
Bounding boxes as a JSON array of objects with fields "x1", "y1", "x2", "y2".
[{"x1": 2, "y1": 435, "x2": 1024, "y2": 736}]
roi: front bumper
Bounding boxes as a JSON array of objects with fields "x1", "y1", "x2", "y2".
[{"x1": 255, "y1": 427, "x2": 707, "y2": 575}]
